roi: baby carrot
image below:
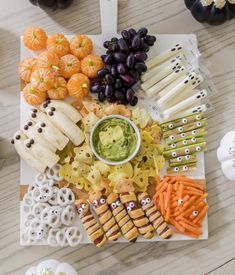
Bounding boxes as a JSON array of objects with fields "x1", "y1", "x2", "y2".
[
  {"x1": 194, "y1": 193, "x2": 208, "y2": 206},
  {"x1": 179, "y1": 222, "x2": 202, "y2": 235},
  {"x1": 178, "y1": 183, "x2": 184, "y2": 200},
  {"x1": 180, "y1": 180, "x2": 204, "y2": 190},
  {"x1": 165, "y1": 184, "x2": 173, "y2": 208},
  {"x1": 193, "y1": 205, "x2": 209, "y2": 223},
  {"x1": 159, "y1": 192, "x2": 165, "y2": 215},
  {"x1": 165, "y1": 207, "x2": 171, "y2": 222}
]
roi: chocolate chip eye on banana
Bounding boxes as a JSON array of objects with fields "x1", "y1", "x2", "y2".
[
  {"x1": 163, "y1": 119, "x2": 207, "y2": 139},
  {"x1": 169, "y1": 154, "x2": 197, "y2": 167},
  {"x1": 138, "y1": 192, "x2": 173, "y2": 239},
  {"x1": 161, "y1": 113, "x2": 206, "y2": 132},
  {"x1": 164, "y1": 137, "x2": 205, "y2": 151},
  {"x1": 89, "y1": 192, "x2": 121, "y2": 241},
  {"x1": 119, "y1": 192, "x2": 154, "y2": 239},
  {"x1": 167, "y1": 163, "x2": 197, "y2": 174},
  {"x1": 75, "y1": 199, "x2": 107, "y2": 248},
  {"x1": 107, "y1": 193, "x2": 139, "y2": 243},
  {"x1": 165, "y1": 127, "x2": 208, "y2": 145}
]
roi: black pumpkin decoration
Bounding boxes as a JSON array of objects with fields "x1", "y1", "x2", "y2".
[
  {"x1": 29, "y1": 0, "x2": 73, "y2": 11},
  {"x1": 185, "y1": 0, "x2": 235, "y2": 25}
]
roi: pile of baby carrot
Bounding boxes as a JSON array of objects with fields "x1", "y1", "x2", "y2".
[{"x1": 153, "y1": 175, "x2": 209, "y2": 238}]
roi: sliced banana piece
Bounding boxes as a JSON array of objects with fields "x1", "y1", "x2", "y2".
[
  {"x1": 45, "y1": 107, "x2": 85, "y2": 146},
  {"x1": 24, "y1": 138, "x2": 59, "y2": 168},
  {"x1": 11, "y1": 131, "x2": 47, "y2": 173},
  {"x1": 22, "y1": 120, "x2": 57, "y2": 153},
  {"x1": 40, "y1": 100, "x2": 82, "y2": 123}
]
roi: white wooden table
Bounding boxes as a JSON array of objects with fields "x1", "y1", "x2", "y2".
[{"x1": 0, "y1": 0, "x2": 235, "y2": 274}]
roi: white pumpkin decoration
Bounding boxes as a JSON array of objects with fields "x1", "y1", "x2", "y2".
[
  {"x1": 217, "y1": 130, "x2": 235, "y2": 181},
  {"x1": 25, "y1": 259, "x2": 78, "y2": 275}
]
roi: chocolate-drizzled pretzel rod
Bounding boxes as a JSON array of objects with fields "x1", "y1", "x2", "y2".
[
  {"x1": 75, "y1": 199, "x2": 107, "y2": 247},
  {"x1": 138, "y1": 193, "x2": 173, "y2": 239},
  {"x1": 89, "y1": 192, "x2": 121, "y2": 241},
  {"x1": 119, "y1": 192, "x2": 154, "y2": 239},
  {"x1": 107, "y1": 193, "x2": 139, "y2": 242}
]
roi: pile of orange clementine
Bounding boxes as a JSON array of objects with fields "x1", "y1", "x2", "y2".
[{"x1": 19, "y1": 27, "x2": 104, "y2": 106}]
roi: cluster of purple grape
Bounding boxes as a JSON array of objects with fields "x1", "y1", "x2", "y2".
[{"x1": 90, "y1": 27, "x2": 156, "y2": 106}]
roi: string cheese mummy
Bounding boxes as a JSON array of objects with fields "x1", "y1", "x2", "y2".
[
  {"x1": 11, "y1": 131, "x2": 47, "y2": 172},
  {"x1": 138, "y1": 192, "x2": 173, "y2": 239},
  {"x1": 23, "y1": 138, "x2": 59, "y2": 168},
  {"x1": 162, "y1": 90, "x2": 208, "y2": 119},
  {"x1": 75, "y1": 199, "x2": 107, "y2": 247},
  {"x1": 119, "y1": 192, "x2": 154, "y2": 239},
  {"x1": 146, "y1": 44, "x2": 183, "y2": 69},
  {"x1": 29, "y1": 109, "x2": 69, "y2": 151},
  {"x1": 141, "y1": 61, "x2": 183, "y2": 91},
  {"x1": 22, "y1": 120, "x2": 57, "y2": 153},
  {"x1": 146, "y1": 66, "x2": 186, "y2": 97},
  {"x1": 44, "y1": 107, "x2": 85, "y2": 146},
  {"x1": 157, "y1": 73, "x2": 204, "y2": 107},
  {"x1": 40, "y1": 99, "x2": 82, "y2": 124},
  {"x1": 107, "y1": 193, "x2": 139, "y2": 242},
  {"x1": 89, "y1": 192, "x2": 121, "y2": 241},
  {"x1": 167, "y1": 163, "x2": 197, "y2": 174},
  {"x1": 141, "y1": 54, "x2": 184, "y2": 82},
  {"x1": 169, "y1": 154, "x2": 197, "y2": 167}
]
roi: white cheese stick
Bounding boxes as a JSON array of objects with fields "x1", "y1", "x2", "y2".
[
  {"x1": 168, "y1": 104, "x2": 207, "y2": 121},
  {"x1": 45, "y1": 107, "x2": 85, "y2": 146},
  {"x1": 158, "y1": 74, "x2": 187, "y2": 98},
  {"x1": 40, "y1": 100, "x2": 82, "y2": 123},
  {"x1": 141, "y1": 61, "x2": 183, "y2": 91},
  {"x1": 24, "y1": 139, "x2": 59, "y2": 168},
  {"x1": 162, "y1": 90, "x2": 208, "y2": 119},
  {"x1": 22, "y1": 120, "x2": 57, "y2": 153},
  {"x1": 141, "y1": 54, "x2": 183, "y2": 82},
  {"x1": 11, "y1": 131, "x2": 46, "y2": 173},
  {"x1": 146, "y1": 44, "x2": 183, "y2": 69},
  {"x1": 157, "y1": 72, "x2": 204, "y2": 106},
  {"x1": 146, "y1": 66, "x2": 186, "y2": 97}
]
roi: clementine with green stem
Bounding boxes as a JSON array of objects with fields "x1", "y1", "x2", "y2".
[
  {"x1": 23, "y1": 83, "x2": 47, "y2": 106},
  {"x1": 70, "y1": 35, "x2": 93, "y2": 60},
  {"x1": 47, "y1": 33, "x2": 70, "y2": 57},
  {"x1": 59, "y1": 54, "x2": 81, "y2": 78},
  {"x1": 37, "y1": 51, "x2": 60, "y2": 73},
  {"x1": 30, "y1": 68, "x2": 55, "y2": 92},
  {"x1": 23, "y1": 27, "x2": 47, "y2": 51},
  {"x1": 67, "y1": 73, "x2": 90, "y2": 99},
  {"x1": 18, "y1": 57, "x2": 37, "y2": 82},
  {"x1": 47, "y1": 77, "x2": 68, "y2": 99},
  {"x1": 81, "y1": 54, "x2": 104, "y2": 78}
]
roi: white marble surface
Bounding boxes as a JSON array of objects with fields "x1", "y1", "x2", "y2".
[{"x1": 0, "y1": 0, "x2": 235, "y2": 274}]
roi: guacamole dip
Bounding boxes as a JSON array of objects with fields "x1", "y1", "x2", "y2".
[{"x1": 92, "y1": 117, "x2": 138, "y2": 162}]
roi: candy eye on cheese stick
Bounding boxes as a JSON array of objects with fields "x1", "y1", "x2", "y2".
[
  {"x1": 141, "y1": 61, "x2": 183, "y2": 91},
  {"x1": 142, "y1": 54, "x2": 184, "y2": 82},
  {"x1": 138, "y1": 192, "x2": 173, "y2": 239},
  {"x1": 146, "y1": 66, "x2": 186, "y2": 97},
  {"x1": 169, "y1": 154, "x2": 197, "y2": 167},
  {"x1": 162, "y1": 90, "x2": 208, "y2": 119},
  {"x1": 157, "y1": 73, "x2": 204, "y2": 107},
  {"x1": 146, "y1": 44, "x2": 183, "y2": 69},
  {"x1": 119, "y1": 192, "x2": 154, "y2": 239},
  {"x1": 75, "y1": 199, "x2": 107, "y2": 247},
  {"x1": 167, "y1": 163, "x2": 197, "y2": 174},
  {"x1": 107, "y1": 193, "x2": 139, "y2": 242},
  {"x1": 89, "y1": 192, "x2": 121, "y2": 241}
]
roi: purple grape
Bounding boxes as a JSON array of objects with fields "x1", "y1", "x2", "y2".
[
  {"x1": 127, "y1": 53, "x2": 135, "y2": 68},
  {"x1": 111, "y1": 37, "x2": 118, "y2": 42},
  {"x1": 126, "y1": 89, "x2": 135, "y2": 102},
  {"x1": 134, "y1": 52, "x2": 147, "y2": 62},
  {"x1": 120, "y1": 74, "x2": 134, "y2": 85},
  {"x1": 121, "y1": 30, "x2": 131, "y2": 40},
  {"x1": 97, "y1": 68, "x2": 109, "y2": 78},
  {"x1": 128, "y1": 28, "x2": 136, "y2": 38},
  {"x1": 115, "y1": 79, "x2": 122, "y2": 90},
  {"x1": 118, "y1": 38, "x2": 129, "y2": 52},
  {"x1": 143, "y1": 35, "x2": 156, "y2": 46},
  {"x1": 114, "y1": 90, "x2": 126, "y2": 101},
  {"x1": 103, "y1": 41, "x2": 111, "y2": 48},
  {"x1": 117, "y1": 63, "x2": 126, "y2": 75},
  {"x1": 107, "y1": 96, "x2": 116, "y2": 103},
  {"x1": 103, "y1": 54, "x2": 113, "y2": 64},
  {"x1": 105, "y1": 85, "x2": 114, "y2": 97},
  {"x1": 132, "y1": 34, "x2": 141, "y2": 50},
  {"x1": 107, "y1": 43, "x2": 119, "y2": 52},
  {"x1": 98, "y1": 91, "x2": 106, "y2": 102},
  {"x1": 105, "y1": 74, "x2": 114, "y2": 85},
  {"x1": 130, "y1": 96, "x2": 138, "y2": 106},
  {"x1": 90, "y1": 82, "x2": 101, "y2": 93},
  {"x1": 110, "y1": 65, "x2": 118, "y2": 77},
  {"x1": 135, "y1": 62, "x2": 147, "y2": 73},
  {"x1": 130, "y1": 69, "x2": 140, "y2": 82},
  {"x1": 114, "y1": 52, "x2": 126, "y2": 63},
  {"x1": 121, "y1": 87, "x2": 127, "y2": 93},
  {"x1": 137, "y1": 27, "x2": 148, "y2": 37}
]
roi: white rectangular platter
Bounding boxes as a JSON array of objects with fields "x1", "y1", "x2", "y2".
[{"x1": 20, "y1": 31, "x2": 208, "y2": 244}]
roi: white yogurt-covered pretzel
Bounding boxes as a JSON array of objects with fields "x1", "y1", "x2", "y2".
[
  {"x1": 48, "y1": 186, "x2": 59, "y2": 206},
  {"x1": 41, "y1": 206, "x2": 62, "y2": 228},
  {"x1": 32, "y1": 185, "x2": 53, "y2": 203},
  {"x1": 65, "y1": 227, "x2": 82, "y2": 247},
  {"x1": 47, "y1": 227, "x2": 61, "y2": 247},
  {"x1": 23, "y1": 192, "x2": 35, "y2": 212},
  {"x1": 32, "y1": 202, "x2": 49, "y2": 219},
  {"x1": 27, "y1": 223, "x2": 48, "y2": 244},
  {"x1": 46, "y1": 164, "x2": 63, "y2": 181},
  {"x1": 61, "y1": 205, "x2": 77, "y2": 226},
  {"x1": 24, "y1": 212, "x2": 35, "y2": 228},
  {"x1": 56, "y1": 228, "x2": 69, "y2": 247},
  {"x1": 57, "y1": 188, "x2": 75, "y2": 207}
]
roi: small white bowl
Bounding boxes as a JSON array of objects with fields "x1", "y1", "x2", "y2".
[{"x1": 90, "y1": 115, "x2": 141, "y2": 166}]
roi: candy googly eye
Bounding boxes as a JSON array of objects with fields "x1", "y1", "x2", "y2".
[
  {"x1": 196, "y1": 146, "x2": 201, "y2": 152},
  {"x1": 178, "y1": 198, "x2": 184, "y2": 205},
  {"x1": 111, "y1": 202, "x2": 117, "y2": 209},
  {"x1": 100, "y1": 198, "x2": 106, "y2": 204},
  {"x1": 168, "y1": 123, "x2": 174, "y2": 129},
  {"x1": 93, "y1": 200, "x2": 98, "y2": 207},
  {"x1": 174, "y1": 167, "x2": 179, "y2": 172},
  {"x1": 193, "y1": 210, "x2": 198, "y2": 216},
  {"x1": 172, "y1": 152, "x2": 177, "y2": 157},
  {"x1": 178, "y1": 127, "x2": 183, "y2": 132},
  {"x1": 192, "y1": 130, "x2": 197, "y2": 135},
  {"x1": 177, "y1": 157, "x2": 182, "y2": 162},
  {"x1": 116, "y1": 200, "x2": 121, "y2": 206},
  {"x1": 191, "y1": 137, "x2": 196, "y2": 142},
  {"x1": 78, "y1": 208, "x2": 83, "y2": 214},
  {"x1": 146, "y1": 197, "x2": 151, "y2": 204},
  {"x1": 141, "y1": 199, "x2": 146, "y2": 206},
  {"x1": 171, "y1": 143, "x2": 176, "y2": 148},
  {"x1": 181, "y1": 133, "x2": 185, "y2": 138},
  {"x1": 185, "y1": 148, "x2": 190, "y2": 154},
  {"x1": 182, "y1": 165, "x2": 188, "y2": 171},
  {"x1": 127, "y1": 206, "x2": 132, "y2": 212},
  {"x1": 185, "y1": 155, "x2": 190, "y2": 160},
  {"x1": 182, "y1": 118, "x2": 188, "y2": 124},
  {"x1": 197, "y1": 122, "x2": 202, "y2": 127},
  {"x1": 82, "y1": 203, "x2": 87, "y2": 209},
  {"x1": 196, "y1": 115, "x2": 201, "y2": 120},
  {"x1": 129, "y1": 202, "x2": 135, "y2": 208},
  {"x1": 182, "y1": 140, "x2": 188, "y2": 145},
  {"x1": 169, "y1": 135, "x2": 175, "y2": 140}
]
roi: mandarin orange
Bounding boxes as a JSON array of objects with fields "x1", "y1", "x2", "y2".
[
  {"x1": 23, "y1": 27, "x2": 47, "y2": 51},
  {"x1": 70, "y1": 35, "x2": 93, "y2": 60},
  {"x1": 67, "y1": 73, "x2": 90, "y2": 99}
]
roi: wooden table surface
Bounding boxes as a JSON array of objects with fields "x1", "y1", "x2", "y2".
[{"x1": 1, "y1": 0, "x2": 235, "y2": 274}]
